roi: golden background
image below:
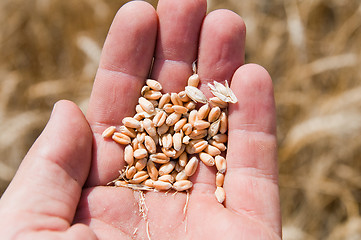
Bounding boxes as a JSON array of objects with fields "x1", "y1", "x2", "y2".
[{"x1": 1, "y1": 0, "x2": 360, "y2": 239}]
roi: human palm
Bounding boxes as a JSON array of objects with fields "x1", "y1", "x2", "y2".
[{"x1": 0, "y1": 0, "x2": 281, "y2": 239}]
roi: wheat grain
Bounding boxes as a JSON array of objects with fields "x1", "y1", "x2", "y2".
[
  {"x1": 173, "y1": 180, "x2": 193, "y2": 191},
  {"x1": 215, "y1": 187, "x2": 226, "y2": 203},
  {"x1": 216, "y1": 172, "x2": 225, "y2": 187},
  {"x1": 102, "y1": 126, "x2": 116, "y2": 138},
  {"x1": 215, "y1": 155, "x2": 227, "y2": 174},
  {"x1": 112, "y1": 132, "x2": 132, "y2": 145},
  {"x1": 187, "y1": 74, "x2": 200, "y2": 88},
  {"x1": 146, "y1": 79, "x2": 162, "y2": 91},
  {"x1": 184, "y1": 156, "x2": 199, "y2": 177}
]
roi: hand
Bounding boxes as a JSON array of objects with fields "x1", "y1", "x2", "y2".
[{"x1": 0, "y1": 0, "x2": 281, "y2": 239}]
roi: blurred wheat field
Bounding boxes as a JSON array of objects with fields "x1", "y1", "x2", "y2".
[{"x1": 1, "y1": 0, "x2": 361, "y2": 239}]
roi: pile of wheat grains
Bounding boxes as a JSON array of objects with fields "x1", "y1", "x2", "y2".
[{"x1": 102, "y1": 68, "x2": 237, "y2": 204}]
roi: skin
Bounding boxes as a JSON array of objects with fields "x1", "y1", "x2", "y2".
[{"x1": 0, "y1": 0, "x2": 281, "y2": 239}]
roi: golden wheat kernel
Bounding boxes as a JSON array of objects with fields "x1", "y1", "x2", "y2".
[
  {"x1": 184, "y1": 156, "x2": 199, "y2": 176},
  {"x1": 215, "y1": 186, "x2": 226, "y2": 203},
  {"x1": 122, "y1": 117, "x2": 141, "y2": 129},
  {"x1": 216, "y1": 172, "x2": 225, "y2": 187},
  {"x1": 187, "y1": 74, "x2": 200, "y2": 88},
  {"x1": 149, "y1": 153, "x2": 169, "y2": 164},
  {"x1": 173, "y1": 132, "x2": 183, "y2": 151},
  {"x1": 209, "y1": 96, "x2": 228, "y2": 109},
  {"x1": 199, "y1": 152, "x2": 215, "y2": 166},
  {"x1": 208, "y1": 106, "x2": 221, "y2": 123},
  {"x1": 102, "y1": 126, "x2": 116, "y2": 138},
  {"x1": 171, "y1": 92, "x2": 183, "y2": 106},
  {"x1": 142, "y1": 118, "x2": 157, "y2": 137},
  {"x1": 178, "y1": 152, "x2": 188, "y2": 167},
  {"x1": 158, "y1": 93, "x2": 171, "y2": 109},
  {"x1": 146, "y1": 79, "x2": 163, "y2": 91},
  {"x1": 208, "y1": 139, "x2": 227, "y2": 151},
  {"x1": 219, "y1": 111, "x2": 228, "y2": 134},
  {"x1": 158, "y1": 174, "x2": 175, "y2": 183},
  {"x1": 161, "y1": 133, "x2": 173, "y2": 149},
  {"x1": 133, "y1": 170, "x2": 148, "y2": 179},
  {"x1": 185, "y1": 86, "x2": 207, "y2": 104},
  {"x1": 138, "y1": 97, "x2": 155, "y2": 114},
  {"x1": 215, "y1": 155, "x2": 227, "y2": 173},
  {"x1": 194, "y1": 120, "x2": 211, "y2": 130},
  {"x1": 184, "y1": 101, "x2": 196, "y2": 111},
  {"x1": 178, "y1": 91, "x2": 191, "y2": 102},
  {"x1": 124, "y1": 144, "x2": 135, "y2": 166},
  {"x1": 212, "y1": 133, "x2": 228, "y2": 143},
  {"x1": 144, "y1": 90, "x2": 162, "y2": 100},
  {"x1": 174, "y1": 118, "x2": 187, "y2": 132},
  {"x1": 126, "y1": 166, "x2": 137, "y2": 179},
  {"x1": 112, "y1": 132, "x2": 132, "y2": 145},
  {"x1": 175, "y1": 170, "x2": 188, "y2": 181},
  {"x1": 163, "y1": 103, "x2": 174, "y2": 114},
  {"x1": 129, "y1": 171, "x2": 149, "y2": 184},
  {"x1": 205, "y1": 145, "x2": 222, "y2": 156},
  {"x1": 182, "y1": 123, "x2": 193, "y2": 136},
  {"x1": 153, "y1": 111, "x2": 167, "y2": 127},
  {"x1": 207, "y1": 119, "x2": 221, "y2": 139},
  {"x1": 119, "y1": 126, "x2": 137, "y2": 138},
  {"x1": 153, "y1": 180, "x2": 172, "y2": 191},
  {"x1": 193, "y1": 140, "x2": 209, "y2": 153},
  {"x1": 166, "y1": 112, "x2": 182, "y2": 126},
  {"x1": 133, "y1": 148, "x2": 148, "y2": 159},
  {"x1": 172, "y1": 105, "x2": 188, "y2": 114},
  {"x1": 161, "y1": 147, "x2": 177, "y2": 158},
  {"x1": 173, "y1": 180, "x2": 193, "y2": 191},
  {"x1": 144, "y1": 135, "x2": 156, "y2": 154},
  {"x1": 186, "y1": 139, "x2": 207, "y2": 154},
  {"x1": 197, "y1": 103, "x2": 211, "y2": 120},
  {"x1": 188, "y1": 110, "x2": 198, "y2": 126},
  {"x1": 189, "y1": 129, "x2": 208, "y2": 139},
  {"x1": 135, "y1": 158, "x2": 147, "y2": 171},
  {"x1": 147, "y1": 160, "x2": 158, "y2": 180},
  {"x1": 143, "y1": 179, "x2": 155, "y2": 188}
]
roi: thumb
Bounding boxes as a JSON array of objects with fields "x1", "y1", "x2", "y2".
[{"x1": 0, "y1": 100, "x2": 93, "y2": 237}]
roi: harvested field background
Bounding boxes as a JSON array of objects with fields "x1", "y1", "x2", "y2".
[{"x1": 1, "y1": 0, "x2": 360, "y2": 239}]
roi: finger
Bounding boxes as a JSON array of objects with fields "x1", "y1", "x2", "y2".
[
  {"x1": 151, "y1": 0, "x2": 207, "y2": 92},
  {"x1": 225, "y1": 64, "x2": 281, "y2": 236},
  {"x1": 191, "y1": 10, "x2": 246, "y2": 192},
  {"x1": 86, "y1": 2, "x2": 157, "y2": 186},
  {"x1": 197, "y1": 9, "x2": 246, "y2": 97},
  {"x1": 0, "y1": 100, "x2": 93, "y2": 236},
  {"x1": 87, "y1": 1, "x2": 157, "y2": 127}
]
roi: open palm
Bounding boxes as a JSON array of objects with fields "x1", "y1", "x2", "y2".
[{"x1": 0, "y1": 0, "x2": 281, "y2": 239}]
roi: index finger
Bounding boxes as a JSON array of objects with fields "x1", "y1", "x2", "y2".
[{"x1": 85, "y1": 2, "x2": 158, "y2": 186}]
